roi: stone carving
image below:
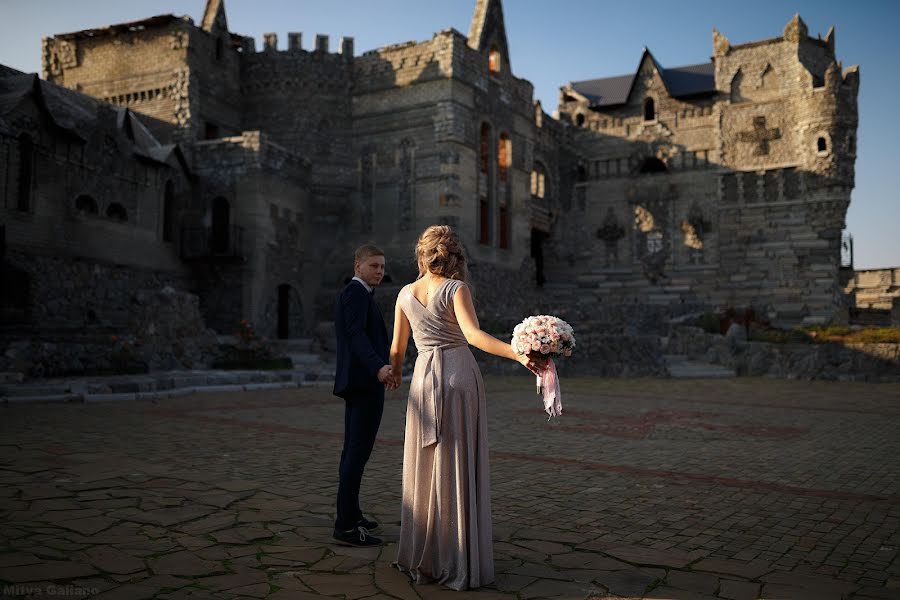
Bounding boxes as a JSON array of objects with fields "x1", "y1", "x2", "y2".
[{"x1": 738, "y1": 116, "x2": 781, "y2": 156}]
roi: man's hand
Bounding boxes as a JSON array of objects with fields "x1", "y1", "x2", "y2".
[
  {"x1": 377, "y1": 365, "x2": 393, "y2": 386},
  {"x1": 377, "y1": 365, "x2": 401, "y2": 391}
]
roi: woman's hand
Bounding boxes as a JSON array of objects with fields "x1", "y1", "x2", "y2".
[{"x1": 516, "y1": 352, "x2": 547, "y2": 377}]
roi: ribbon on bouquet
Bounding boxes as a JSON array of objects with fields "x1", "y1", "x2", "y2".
[{"x1": 535, "y1": 358, "x2": 562, "y2": 420}]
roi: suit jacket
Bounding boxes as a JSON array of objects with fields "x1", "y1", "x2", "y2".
[{"x1": 333, "y1": 280, "x2": 389, "y2": 398}]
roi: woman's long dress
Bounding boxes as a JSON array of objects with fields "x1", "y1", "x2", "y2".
[{"x1": 393, "y1": 278, "x2": 494, "y2": 590}]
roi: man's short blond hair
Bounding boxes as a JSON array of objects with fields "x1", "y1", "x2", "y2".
[{"x1": 354, "y1": 244, "x2": 385, "y2": 263}]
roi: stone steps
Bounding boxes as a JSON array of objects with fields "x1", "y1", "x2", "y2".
[
  {"x1": 664, "y1": 354, "x2": 736, "y2": 379},
  {"x1": 0, "y1": 363, "x2": 338, "y2": 403}
]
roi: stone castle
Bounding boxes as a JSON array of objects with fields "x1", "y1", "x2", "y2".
[{"x1": 0, "y1": 0, "x2": 861, "y2": 370}]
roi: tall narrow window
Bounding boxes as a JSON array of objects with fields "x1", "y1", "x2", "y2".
[
  {"x1": 488, "y1": 46, "x2": 501, "y2": 74},
  {"x1": 479, "y1": 197, "x2": 490, "y2": 245},
  {"x1": 531, "y1": 163, "x2": 547, "y2": 199},
  {"x1": 644, "y1": 97, "x2": 655, "y2": 121},
  {"x1": 17, "y1": 134, "x2": 33, "y2": 212},
  {"x1": 162, "y1": 180, "x2": 175, "y2": 242},
  {"x1": 479, "y1": 123, "x2": 491, "y2": 174},
  {"x1": 499, "y1": 205, "x2": 509, "y2": 249},
  {"x1": 498, "y1": 133, "x2": 511, "y2": 183}
]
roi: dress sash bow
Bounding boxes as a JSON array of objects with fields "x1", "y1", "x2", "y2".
[{"x1": 418, "y1": 342, "x2": 467, "y2": 448}]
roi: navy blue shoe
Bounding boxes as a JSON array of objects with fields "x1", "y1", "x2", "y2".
[
  {"x1": 357, "y1": 516, "x2": 380, "y2": 531},
  {"x1": 333, "y1": 525, "x2": 382, "y2": 547}
]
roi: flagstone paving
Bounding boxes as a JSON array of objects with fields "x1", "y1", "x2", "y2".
[{"x1": 1, "y1": 377, "x2": 899, "y2": 599}]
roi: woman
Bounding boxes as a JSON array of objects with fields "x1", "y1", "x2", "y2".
[{"x1": 390, "y1": 225, "x2": 544, "y2": 590}]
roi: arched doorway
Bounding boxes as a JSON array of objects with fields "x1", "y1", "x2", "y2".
[
  {"x1": 211, "y1": 197, "x2": 230, "y2": 254},
  {"x1": 277, "y1": 284, "x2": 291, "y2": 339}
]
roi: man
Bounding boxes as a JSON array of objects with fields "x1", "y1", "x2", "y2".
[{"x1": 332, "y1": 244, "x2": 398, "y2": 547}]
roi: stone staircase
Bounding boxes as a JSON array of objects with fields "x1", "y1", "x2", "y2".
[{"x1": 663, "y1": 353, "x2": 736, "y2": 379}]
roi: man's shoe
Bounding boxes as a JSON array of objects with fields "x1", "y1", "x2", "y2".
[
  {"x1": 333, "y1": 526, "x2": 383, "y2": 547},
  {"x1": 357, "y1": 516, "x2": 379, "y2": 531}
]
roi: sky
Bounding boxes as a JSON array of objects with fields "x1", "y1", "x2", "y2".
[{"x1": 2, "y1": 0, "x2": 898, "y2": 269}]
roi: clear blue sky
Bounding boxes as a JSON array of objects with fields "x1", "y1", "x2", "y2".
[{"x1": 2, "y1": 0, "x2": 898, "y2": 269}]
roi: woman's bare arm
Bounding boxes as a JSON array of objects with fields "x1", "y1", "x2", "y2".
[
  {"x1": 388, "y1": 296, "x2": 411, "y2": 389},
  {"x1": 453, "y1": 284, "x2": 544, "y2": 375}
]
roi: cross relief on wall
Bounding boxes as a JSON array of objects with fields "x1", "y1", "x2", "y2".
[{"x1": 738, "y1": 116, "x2": 782, "y2": 156}]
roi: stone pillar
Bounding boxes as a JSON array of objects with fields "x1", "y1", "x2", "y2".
[
  {"x1": 263, "y1": 33, "x2": 278, "y2": 51},
  {"x1": 315, "y1": 34, "x2": 329, "y2": 53},
  {"x1": 288, "y1": 32, "x2": 302, "y2": 51},
  {"x1": 241, "y1": 37, "x2": 256, "y2": 53},
  {"x1": 341, "y1": 36, "x2": 354, "y2": 61}
]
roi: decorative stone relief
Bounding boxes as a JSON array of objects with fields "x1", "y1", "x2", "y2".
[{"x1": 737, "y1": 116, "x2": 781, "y2": 156}]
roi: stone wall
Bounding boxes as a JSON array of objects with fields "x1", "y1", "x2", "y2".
[
  {"x1": 845, "y1": 268, "x2": 900, "y2": 310},
  {"x1": 554, "y1": 15, "x2": 858, "y2": 327},
  {"x1": 668, "y1": 325, "x2": 900, "y2": 382}
]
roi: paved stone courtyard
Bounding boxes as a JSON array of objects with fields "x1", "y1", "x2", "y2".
[{"x1": 1, "y1": 376, "x2": 899, "y2": 600}]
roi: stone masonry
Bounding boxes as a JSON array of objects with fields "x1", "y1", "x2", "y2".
[{"x1": 1, "y1": 0, "x2": 868, "y2": 378}]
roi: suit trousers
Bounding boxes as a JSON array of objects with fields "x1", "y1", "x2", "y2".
[{"x1": 335, "y1": 387, "x2": 385, "y2": 530}]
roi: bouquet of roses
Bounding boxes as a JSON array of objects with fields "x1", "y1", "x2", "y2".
[{"x1": 511, "y1": 315, "x2": 576, "y2": 419}]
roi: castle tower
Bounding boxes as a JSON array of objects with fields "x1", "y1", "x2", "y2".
[{"x1": 41, "y1": 0, "x2": 242, "y2": 143}]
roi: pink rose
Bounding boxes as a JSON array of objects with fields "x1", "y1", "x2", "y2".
[
  {"x1": 540, "y1": 344, "x2": 550, "y2": 354},
  {"x1": 531, "y1": 340, "x2": 541, "y2": 351},
  {"x1": 549, "y1": 342, "x2": 559, "y2": 352}
]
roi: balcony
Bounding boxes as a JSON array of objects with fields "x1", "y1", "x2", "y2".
[{"x1": 180, "y1": 226, "x2": 244, "y2": 262}]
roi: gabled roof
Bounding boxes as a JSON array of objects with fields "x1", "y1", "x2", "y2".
[
  {"x1": 0, "y1": 69, "x2": 189, "y2": 174},
  {"x1": 568, "y1": 49, "x2": 716, "y2": 108}
]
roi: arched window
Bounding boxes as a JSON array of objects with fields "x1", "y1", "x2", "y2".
[
  {"x1": 575, "y1": 113, "x2": 585, "y2": 127},
  {"x1": 106, "y1": 203, "x2": 128, "y2": 222},
  {"x1": 730, "y1": 69, "x2": 745, "y2": 103},
  {"x1": 488, "y1": 46, "x2": 501, "y2": 75},
  {"x1": 760, "y1": 64, "x2": 778, "y2": 90},
  {"x1": 75, "y1": 194, "x2": 98, "y2": 215},
  {"x1": 817, "y1": 137, "x2": 828, "y2": 153},
  {"x1": 211, "y1": 197, "x2": 230, "y2": 254},
  {"x1": 531, "y1": 163, "x2": 546, "y2": 199},
  {"x1": 498, "y1": 133, "x2": 511, "y2": 183},
  {"x1": 162, "y1": 180, "x2": 175, "y2": 242},
  {"x1": 643, "y1": 97, "x2": 655, "y2": 121},
  {"x1": 17, "y1": 133, "x2": 33, "y2": 212},
  {"x1": 479, "y1": 122, "x2": 491, "y2": 174}
]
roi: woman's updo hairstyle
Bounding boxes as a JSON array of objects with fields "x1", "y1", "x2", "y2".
[{"x1": 415, "y1": 225, "x2": 467, "y2": 281}]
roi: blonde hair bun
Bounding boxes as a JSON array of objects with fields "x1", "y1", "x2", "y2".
[{"x1": 415, "y1": 225, "x2": 467, "y2": 281}]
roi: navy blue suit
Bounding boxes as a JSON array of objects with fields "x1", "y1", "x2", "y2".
[{"x1": 333, "y1": 279, "x2": 389, "y2": 530}]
